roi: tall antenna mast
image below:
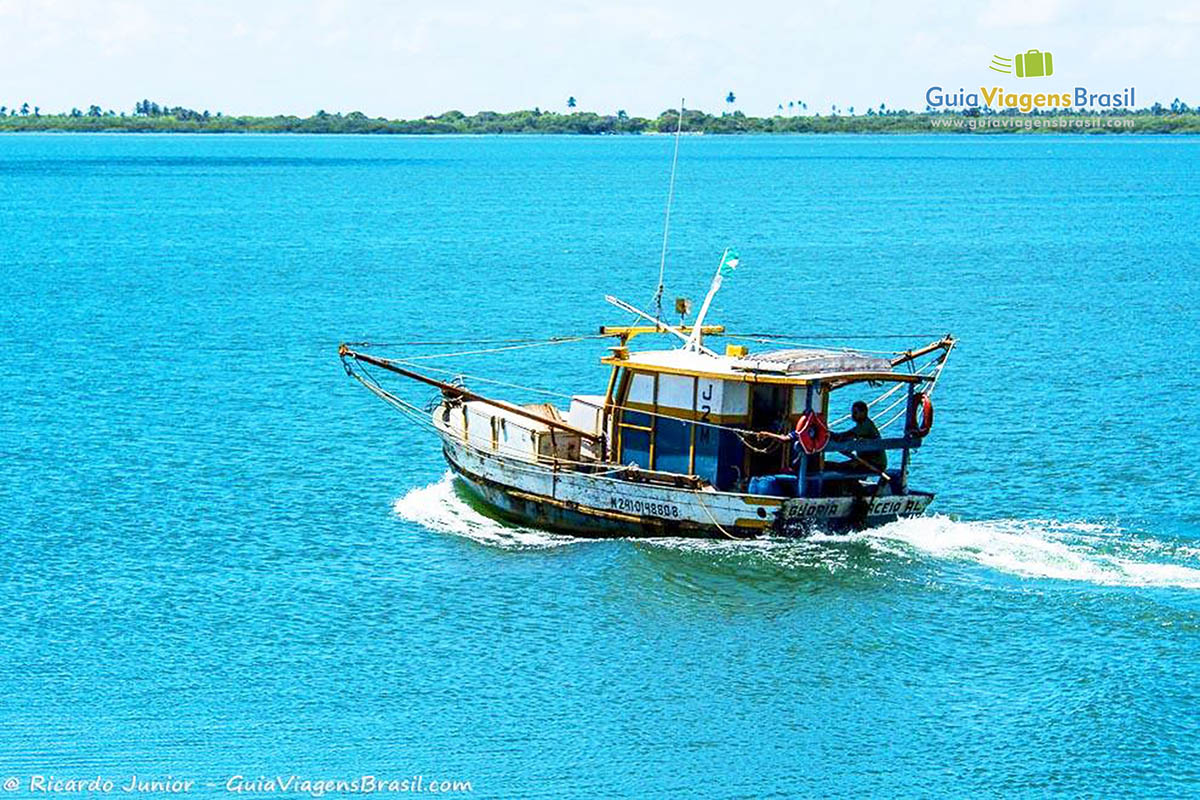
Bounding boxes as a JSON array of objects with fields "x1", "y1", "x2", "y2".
[{"x1": 652, "y1": 97, "x2": 685, "y2": 320}]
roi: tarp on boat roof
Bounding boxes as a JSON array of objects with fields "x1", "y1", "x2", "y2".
[
  {"x1": 602, "y1": 347, "x2": 917, "y2": 384},
  {"x1": 740, "y1": 349, "x2": 893, "y2": 375}
]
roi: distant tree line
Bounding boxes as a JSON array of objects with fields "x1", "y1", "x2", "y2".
[
  {"x1": 0, "y1": 99, "x2": 1196, "y2": 134},
  {"x1": 133, "y1": 99, "x2": 216, "y2": 121}
]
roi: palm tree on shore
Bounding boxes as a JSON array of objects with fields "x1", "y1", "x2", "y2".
[
  {"x1": 726, "y1": 91, "x2": 736, "y2": 112},
  {"x1": 20, "y1": 102, "x2": 29, "y2": 116},
  {"x1": 567, "y1": 96, "x2": 576, "y2": 109}
]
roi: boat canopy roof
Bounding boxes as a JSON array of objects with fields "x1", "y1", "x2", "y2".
[
  {"x1": 740, "y1": 348, "x2": 893, "y2": 374},
  {"x1": 600, "y1": 347, "x2": 926, "y2": 385}
]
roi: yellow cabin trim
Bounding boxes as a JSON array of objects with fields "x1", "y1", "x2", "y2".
[{"x1": 622, "y1": 400, "x2": 747, "y2": 425}]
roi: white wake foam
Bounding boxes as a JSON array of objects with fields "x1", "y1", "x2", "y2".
[
  {"x1": 392, "y1": 472, "x2": 579, "y2": 549},
  {"x1": 861, "y1": 515, "x2": 1200, "y2": 589},
  {"x1": 392, "y1": 475, "x2": 1200, "y2": 587}
]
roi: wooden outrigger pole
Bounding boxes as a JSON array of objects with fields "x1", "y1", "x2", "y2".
[
  {"x1": 889, "y1": 335, "x2": 956, "y2": 368},
  {"x1": 338, "y1": 345, "x2": 603, "y2": 443}
]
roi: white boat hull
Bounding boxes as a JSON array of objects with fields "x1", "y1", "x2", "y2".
[{"x1": 441, "y1": 436, "x2": 933, "y2": 539}]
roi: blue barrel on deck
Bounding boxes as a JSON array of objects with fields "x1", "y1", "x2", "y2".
[{"x1": 748, "y1": 474, "x2": 799, "y2": 497}]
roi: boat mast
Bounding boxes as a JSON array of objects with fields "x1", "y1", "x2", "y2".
[
  {"x1": 652, "y1": 98, "x2": 685, "y2": 320},
  {"x1": 684, "y1": 247, "x2": 738, "y2": 352}
]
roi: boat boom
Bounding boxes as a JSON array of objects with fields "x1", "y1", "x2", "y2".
[{"x1": 338, "y1": 345, "x2": 603, "y2": 443}]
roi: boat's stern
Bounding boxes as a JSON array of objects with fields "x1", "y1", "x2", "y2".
[{"x1": 774, "y1": 491, "x2": 935, "y2": 535}]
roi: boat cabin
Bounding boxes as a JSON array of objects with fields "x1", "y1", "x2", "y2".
[{"x1": 598, "y1": 344, "x2": 934, "y2": 499}]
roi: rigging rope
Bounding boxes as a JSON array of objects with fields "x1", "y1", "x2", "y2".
[
  {"x1": 653, "y1": 97, "x2": 685, "y2": 320},
  {"x1": 400, "y1": 335, "x2": 609, "y2": 361},
  {"x1": 344, "y1": 334, "x2": 605, "y2": 349},
  {"x1": 828, "y1": 356, "x2": 942, "y2": 427},
  {"x1": 346, "y1": 330, "x2": 939, "y2": 354},
  {"x1": 693, "y1": 490, "x2": 743, "y2": 540},
  {"x1": 350, "y1": 358, "x2": 671, "y2": 474},
  {"x1": 881, "y1": 343, "x2": 953, "y2": 431},
  {"x1": 342, "y1": 333, "x2": 954, "y2": 477},
  {"x1": 344, "y1": 342, "x2": 951, "y2": 443},
  {"x1": 355, "y1": 356, "x2": 762, "y2": 437},
  {"x1": 725, "y1": 331, "x2": 943, "y2": 342}
]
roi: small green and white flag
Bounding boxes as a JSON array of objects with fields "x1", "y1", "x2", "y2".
[
  {"x1": 685, "y1": 247, "x2": 740, "y2": 352},
  {"x1": 718, "y1": 248, "x2": 740, "y2": 276}
]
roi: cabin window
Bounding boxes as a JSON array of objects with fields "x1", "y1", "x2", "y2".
[
  {"x1": 615, "y1": 371, "x2": 656, "y2": 468},
  {"x1": 790, "y1": 386, "x2": 806, "y2": 419},
  {"x1": 622, "y1": 409, "x2": 652, "y2": 427},
  {"x1": 654, "y1": 417, "x2": 691, "y2": 475},
  {"x1": 614, "y1": 373, "x2": 653, "y2": 466},
  {"x1": 621, "y1": 428, "x2": 652, "y2": 468},
  {"x1": 617, "y1": 411, "x2": 653, "y2": 468},
  {"x1": 627, "y1": 372, "x2": 656, "y2": 407}
]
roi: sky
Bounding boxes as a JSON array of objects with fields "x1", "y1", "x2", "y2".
[{"x1": 0, "y1": 0, "x2": 1196, "y2": 118}]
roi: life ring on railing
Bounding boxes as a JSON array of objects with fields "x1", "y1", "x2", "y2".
[
  {"x1": 910, "y1": 392, "x2": 934, "y2": 438},
  {"x1": 794, "y1": 411, "x2": 830, "y2": 454}
]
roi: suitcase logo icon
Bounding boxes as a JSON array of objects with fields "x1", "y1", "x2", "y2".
[{"x1": 989, "y1": 50, "x2": 1054, "y2": 78}]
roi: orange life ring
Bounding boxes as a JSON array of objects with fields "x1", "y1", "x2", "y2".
[
  {"x1": 794, "y1": 411, "x2": 830, "y2": 454},
  {"x1": 910, "y1": 392, "x2": 934, "y2": 438}
]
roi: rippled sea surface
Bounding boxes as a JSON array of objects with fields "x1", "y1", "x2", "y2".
[{"x1": 1, "y1": 134, "x2": 1198, "y2": 798}]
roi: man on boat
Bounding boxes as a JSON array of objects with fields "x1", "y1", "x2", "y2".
[
  {"x1": 825, "y1": 401, "x2": 886, "y2": 475},
  {"x1": 756, "y1": 401, "x2": 885, "y2": 475}
]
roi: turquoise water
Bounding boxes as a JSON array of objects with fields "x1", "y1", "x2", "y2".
[{"x1": 2, "y1": 133, "x2": 1199, "y2": 798}]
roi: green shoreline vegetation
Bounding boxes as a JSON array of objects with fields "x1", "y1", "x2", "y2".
[{"x1": 0, "y1": 99, "x2": 1197, "y2": 134}]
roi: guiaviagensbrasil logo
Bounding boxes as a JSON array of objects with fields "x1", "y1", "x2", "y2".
[
  {"x1": 925, "y1": 49, "x2": 1134, "y2": 113},
  {"x1": 989, "y1": 49, "x2": 1053, "y2": 78}
]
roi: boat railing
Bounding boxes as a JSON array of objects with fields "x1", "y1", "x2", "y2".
[{"x1": 823, "y1": 436, "x2": 923, "y2": 454}]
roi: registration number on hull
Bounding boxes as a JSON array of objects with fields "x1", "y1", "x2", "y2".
[{"x1": 610, "y1": 497, "x2": 681, "y2": 518}]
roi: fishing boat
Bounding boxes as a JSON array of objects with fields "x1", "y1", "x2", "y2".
[
  {"x1": 340, "y1": 105, "x2": 954, "y2": 538},
  {"x1": 339, "y1": 249, "x2": 954, "y2": 539}
]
